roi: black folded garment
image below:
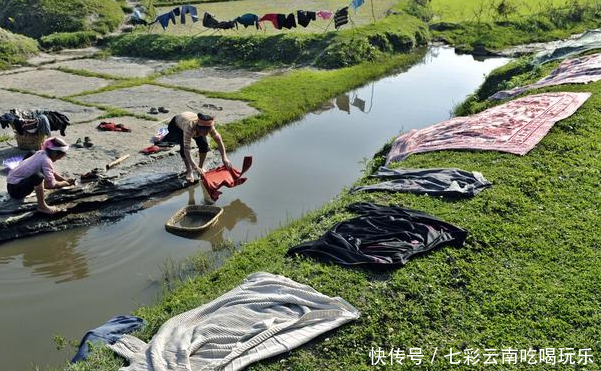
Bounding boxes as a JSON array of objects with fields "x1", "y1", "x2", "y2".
[{"x1": 287, "y1": 202, "x2": 468, "y2": 268}]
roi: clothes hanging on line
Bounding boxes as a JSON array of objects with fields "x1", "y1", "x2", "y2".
[
  {"x1": 278, "y1": 13, "x2": 297, "y2": 29},
  {"x1": 180, "y1": 5, "x2": 199, "y2": 24},
  {"x1": 317, "y1": 10, "x2": 333, "y2": 20},
  {"x1": 287, "y1": 202, "x2": 468, "y2": 268},
  {"x1": 107, "y1": 273, "x2": 359, "y2": 371},
  {"x1": 351, "y1": 96, "x2": 366, "y2": 112},
  {"x1": 154, "y1": 11, "x2": 176, "y2": 30},
  {"x1": 71, "y1": 316, "x2": 146, "y2": 363},
  {"x1": 297, "y1": 10, "x2": 316, "y2": 27},
  {"x1": 351, "y1": 0, "x2": 365, "y2": 13},
  {"x1": 202, "y1": 156, "x2": 252, "y2": 201},
  {"x1": 258, "y1": 13, "x2": 282, "y2": 29},
  {"x1": 236, "y1": 13, "x2": 260, "y2": 29},
  {"x1": 334, "y1": 7, "x2": 349, "y2": 29},
  {"x1": 352, "y1": 167, "x2": 492, "y2": 197},
  {"x1": 335, "y1": 94, "x2": 350, "y2": 114},
  {"x1": 203, "y1": 12, "x2": 237, "y2": 30},
  {"x1": 171, "y1": 7, "x2": 181, "y2": 16}
]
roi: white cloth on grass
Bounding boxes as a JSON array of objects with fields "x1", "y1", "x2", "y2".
[{"x1": 108, "y1": 272, "x2": 360, "y2": 371}]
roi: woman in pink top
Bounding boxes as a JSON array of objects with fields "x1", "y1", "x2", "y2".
[{"x1": 6, "y1": 137, "x2": 75, "y2": 214}]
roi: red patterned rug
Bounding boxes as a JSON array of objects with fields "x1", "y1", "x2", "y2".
[{"x1": 387, "y1": 92, "x2": 591, "y2": 163}]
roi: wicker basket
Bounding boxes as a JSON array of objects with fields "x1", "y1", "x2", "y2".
[
  {"x1": 14, "y1": 131, "x2": 46, "y2": 151},
  {"x1": 165, "y1": 205, "x2": 223, "y2": 235}
]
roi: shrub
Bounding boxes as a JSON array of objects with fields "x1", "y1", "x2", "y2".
[
  {"x1": 0, "y1": 27, "x2": 39, "y2": 69},
  {"x1": 40, "y1": 31, "x2": 99, "y2": 50}
]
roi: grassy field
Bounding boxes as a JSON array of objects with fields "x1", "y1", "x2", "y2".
[
  {"x1": 431, "y1": 0, "x2": 584, "y2": 22},
  {"x1": 64, "y1": 53, "x2": 601, "y2": 370},
  {"x1": 152, "y1": 0, "x2": 396, "y2": 35}
]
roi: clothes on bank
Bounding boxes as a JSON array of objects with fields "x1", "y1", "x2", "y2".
[
  {"x1": 97, "y1": 122, "x2": 131, "y2": 132},
  {"x1": 287, "y1": 203, "x2": 468, "y2": 267},
  {"x1": 532, "y1": 29, "x2": 601, "y2": 65},
  {"x1": 492, "y1": 53, "x2": 601, "y2": 100},
  {"x1": 6, "y1": 150, "x2": 56, "y2": 198},
  {"x1": 202, "y1": 156, "x2": 252, "y2": 201},
  {"x1": 107, "y1": 272, "x2": 359, "y2": 371},
  {"x1": 351, "y1": 0, "x2": 365, "y2": 13},
  {"x1": 71, "y1": 315, "x2": 146, "y2": 363},
  {"x1": 236, "y1": 13, "x2": 260, "y2": 29},
  {"x1": 1, "y1": 110, "x2": 69, "y2": 136},
  {"x1": 386, "y1": 92, "x2": 591, "y2": 163},
  {"x1": 297, "y1": 10, "x2": 316, "y2": 27},
  {"x1": 352, "y1": 167, "x2": 492, "y2": 197},
  {"x1": 334, "y1": 7, "x2": 349, "y2": 29}
]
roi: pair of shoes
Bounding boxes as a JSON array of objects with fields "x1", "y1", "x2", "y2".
[
  {"x1": 149, "y1": 107, "x2": 170, "y2": 114},
  {"x1": 74, "y1": 137, "x2": 94, "y2": 148},
  {"x1": 201, "y1": 103, "x2": 223, "y2": 111}
]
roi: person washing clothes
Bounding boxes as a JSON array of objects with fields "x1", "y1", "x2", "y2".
[
  {"x1": 6, "y1": 137, "x2": 75, "y2": 214},
  {"x1": 163, "y1": 112, "x2": 232, "y2": 183}
]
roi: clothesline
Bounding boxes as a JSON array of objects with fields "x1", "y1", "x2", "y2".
[{"x1": 147, "y1": 0, "x2": 369, "y2": 32}]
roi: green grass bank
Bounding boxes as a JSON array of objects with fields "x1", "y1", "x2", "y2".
[
  {"x1": 62, "y1": 55, "x2": 601, "y2": 369},
  {"x1": 430, "y1": 0, "x2": 601, "y2": 54},
  {"x1": 0, "y1": 0, "x2": 124, "y2": 39},
  {"x1": 0, "y1": 27, "x2": 39, "y2": 70}
]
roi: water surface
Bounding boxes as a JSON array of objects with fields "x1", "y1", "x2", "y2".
[{"x1": 0, "y1": 47, "x2": 509, "y2": 371}]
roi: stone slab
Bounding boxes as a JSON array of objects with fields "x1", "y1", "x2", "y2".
[
  {"x1": 156, "y1": 67, "x2": 277, "y2": 92},
  {"x1": 0, "y1": 89, "x2": 105, "y2": 124},
  {"x1": 76, "y1": 84, "x2": 259, "y2": 123},
  {"x1": 26, "y1": 47, "x2": 101, "y2": 66},
  {"x1": 0, "y1": 70, "x2": 112, "y2": 97},
  {"x1": 43, "y1": 57, "x2": 177, "y2": 79}
]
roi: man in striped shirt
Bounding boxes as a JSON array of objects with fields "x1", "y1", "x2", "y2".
[{"x1": 166, "y1": 112, "x2": 232, "y2": 183}]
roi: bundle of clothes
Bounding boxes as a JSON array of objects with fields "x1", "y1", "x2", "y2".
[
  {"x1": 150, "y1": 0, "x2": 363, "y2": 31},
  {"x1": 0, "y1": 109, "x2": 70, "y2": 136}
]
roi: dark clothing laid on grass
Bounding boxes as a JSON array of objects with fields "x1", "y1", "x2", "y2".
[
  {"x1": 334, "y1": 7, "x2": 349, "y2": 29},
  {"x1": 287, "y1": 203, "x2": 468, "y2": 268},
  {"x1": 71, "y1": 315, "x2": 145, "y2": 363},
  {"x1": 352, "y1": 167, "x2": 492, "y2": 197},
  {"x1": 297, "y1": 10, "x2": 316, "y2": 27}
]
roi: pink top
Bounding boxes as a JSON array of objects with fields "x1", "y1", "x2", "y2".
[
  {"x1": 7, "y1": 150, "x2": 56, "y2": 187},
  {"x1": 317, "y1": 10, "x2": 333, "y2": 20}
]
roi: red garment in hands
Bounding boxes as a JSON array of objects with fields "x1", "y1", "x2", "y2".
[{"x1": 201, "y1": 156, "x2": 252, "y2": 201}]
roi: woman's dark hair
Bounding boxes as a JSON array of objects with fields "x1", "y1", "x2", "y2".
[{"x1": 197, "y1": 113, "x2": 214, "y2": 121}]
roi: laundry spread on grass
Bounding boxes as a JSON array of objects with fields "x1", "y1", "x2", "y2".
[
  {"x1": 492, "y1": 53, "x2": 601, "y2": 100},
  {"x1": 202, "y1": 156, "x2": 252, "y2": 201},
  {"x1": 71, "y1": 315, "x2": 145, "y2": 363},
  {"x1": 386, "y1": 92, "x2": 591, "y2": 163},
  {"x1": 352, "y1": 167, "x2": 492, "y2": 197},
  {"x1": 107, "y1": 272, "x2": 359, "y2": 371},
  {"x1": 532, "y1": 29, "x2": 601, "y2": 65},
  {"x1": 148, "y1": 0, "x2": 371, "y2": 32},
  {"x1": 287, "y1": 203, "x2": 468, "y2": 267}
]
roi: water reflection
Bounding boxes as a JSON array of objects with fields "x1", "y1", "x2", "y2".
[
  {"x1": 169, "y1": 187, "x2": 257, "y2": 248},
  {"x1": 334, "y1": 82, "x2": 374, "y2": 114},
  {"x1": 0, "y1": 228, "x2": 89, "y2": 283}
]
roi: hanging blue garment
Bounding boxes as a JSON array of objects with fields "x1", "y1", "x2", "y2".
[
  {"x1": 351, "y1": 0, "x2": 365, "y2": 13},
  {"x1": 71, "y1": 315, "x2": 146, "y2": 363},
  {"x1": 181, "y1": 5, "x2": 199, "y2": 24},
  {"x1": 155, "y1": 11, "x2": 176, "y2": 30}
]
